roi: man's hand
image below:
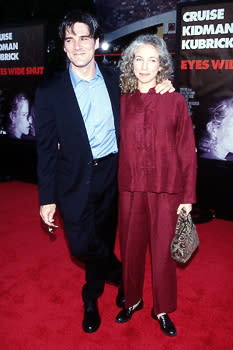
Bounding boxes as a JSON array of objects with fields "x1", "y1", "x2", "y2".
[
  {"x1": 177, "y1": 204, "x2": 192, "y2": 215},
  {"x1": 40, "y1": 204, "x2": 58, "y2": 229},
  {"x1": 155, "y1": 79, "x2": 175, "y2": 95}
]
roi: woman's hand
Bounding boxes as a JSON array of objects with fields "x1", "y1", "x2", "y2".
[
  {"x1": 177, "y1": 204, "x2": 192, "y2": 215},
  {"x1": 155, "y1": 79, "x2": 175, "y2": 94}
]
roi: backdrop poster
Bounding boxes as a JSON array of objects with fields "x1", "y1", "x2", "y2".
[
  {"x1": 176, "y1": 0, "x2": 233, "y2": 162},
  {"x1": 0, "y1": 22, "x2": 46, "y2": 140}
]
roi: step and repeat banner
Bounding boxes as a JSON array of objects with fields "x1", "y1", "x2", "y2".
[
  {"x1": 176, "y1": 0, "x2": 233, "y2": 219},
  {"x1": 0, "y1": 22, "x2": 46, "y2": 181}
]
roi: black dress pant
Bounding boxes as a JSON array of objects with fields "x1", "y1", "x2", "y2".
[{"x1": 64, "y1": 153, "x2": 121, "y2": 302}]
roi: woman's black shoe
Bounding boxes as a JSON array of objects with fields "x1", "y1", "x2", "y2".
[
  {"x1": 151, "y1": 311, "x2": 177, "y2": 337},
  {"x1": 115, "y1": 299, "x2": 143, "y2": 323}
]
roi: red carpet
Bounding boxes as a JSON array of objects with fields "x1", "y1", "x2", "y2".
[{"x1": 0, "y1": 181, "x2": 233, "y2": 350}]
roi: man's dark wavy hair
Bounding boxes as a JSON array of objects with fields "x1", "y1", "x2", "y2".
[{"x1": 58, "y1": 9, "x2": 101, "y2": 42}]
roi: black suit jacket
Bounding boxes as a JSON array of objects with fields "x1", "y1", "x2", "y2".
[{"x1": 35, "y1": 65, "x2": 120, "y2": 222}]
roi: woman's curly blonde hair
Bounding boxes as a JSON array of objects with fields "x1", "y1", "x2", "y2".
[{"x1": 119, "y1": 34, "x2": 173, "y2": 94}]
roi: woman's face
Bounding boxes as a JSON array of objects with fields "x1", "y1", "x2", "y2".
[
  {"x1": 14, "y1": 99, "x2": 30, "y2": 137},
  {"x1": 133, "y1": 43, "x2": 161, "y2": 93}
]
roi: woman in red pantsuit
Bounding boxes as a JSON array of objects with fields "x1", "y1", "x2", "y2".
[{"x1": 115, "y1": 35, "x2": 197, "y2": 337}]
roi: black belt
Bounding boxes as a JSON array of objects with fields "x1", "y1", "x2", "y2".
[{"x1": 92, "y1": 153, "x2": 116, "y2": 166}]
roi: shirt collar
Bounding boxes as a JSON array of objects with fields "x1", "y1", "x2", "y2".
[{"x1": 69, "y1": 62, "x2": 103, "y2": 89}]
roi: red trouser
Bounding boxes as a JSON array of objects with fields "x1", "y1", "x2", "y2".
[{"x1": 119, "y1": 192, "x2": 181, "y2": 314}]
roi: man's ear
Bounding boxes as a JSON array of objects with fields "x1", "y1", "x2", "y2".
[{"x1": 95, "y1": 38, "x2": 99, "y2": 50}]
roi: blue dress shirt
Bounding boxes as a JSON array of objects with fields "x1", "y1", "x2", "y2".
[{"x1": 69, "y1": 63, "x2": 118, "y2": 159}]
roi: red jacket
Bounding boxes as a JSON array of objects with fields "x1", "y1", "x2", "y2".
[{"x1": 118, "y1": 89, "x2": 197, "y2": 203}]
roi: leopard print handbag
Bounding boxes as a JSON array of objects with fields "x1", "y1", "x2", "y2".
[{"x1": 171, "y1": 208, "x2": 199, "y2": 263}]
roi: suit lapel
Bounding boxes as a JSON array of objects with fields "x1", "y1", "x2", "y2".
[{"x1": 58, "y1": 70, "x2": 91, "y2": 148}]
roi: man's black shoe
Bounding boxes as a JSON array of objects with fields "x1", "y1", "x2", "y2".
[
  {"x1": 115, "y1": 299, "x2": 143, "y2": 323},
  {"x1": 151, "y1": 311, "x2": 177, "y2": 337},
  {"x1": 116, "y1": 286, "x2": 125, "y2": 308},
  {"x1": 82, "y1": 300, "x2": 101, "y2": 333}
]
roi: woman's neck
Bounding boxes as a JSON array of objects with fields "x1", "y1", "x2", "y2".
[{"x1": 138, "y1": 82, "x2": 156, "y2": 93}]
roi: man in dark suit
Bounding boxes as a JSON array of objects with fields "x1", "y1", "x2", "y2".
[{"x1": 35, "y1": 10, "x2": 173, "y2": 333}]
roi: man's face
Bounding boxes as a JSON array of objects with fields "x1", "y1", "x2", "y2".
[{"x1": 64, "y1": 22, "x2": 99, "y2": 71}]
